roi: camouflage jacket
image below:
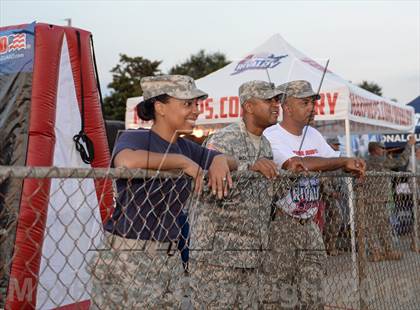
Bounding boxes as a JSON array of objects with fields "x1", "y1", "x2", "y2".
[
  {"x1": 366, "y1": 144, "x2": 411, "y2": 172},
  {"x1": 191, "y1": 121, "x2": 274, "y2": 268},
  {"x1": 359, "y1": 144, "x2": 411, "y2": 203}
]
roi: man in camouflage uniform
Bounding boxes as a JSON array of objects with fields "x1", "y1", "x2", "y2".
[
  {"x1": 361, "y1": 137, "x2": 415, "y2": 261},
  {"x1": 263, "y1": 80, "x2": 365, "y2": 309},
  {"x1": 190, "y1": 80, "x2": 284, "y2": 309}
]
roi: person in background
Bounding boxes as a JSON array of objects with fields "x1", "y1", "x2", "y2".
[
  {"x1": 410, "y1": 148, "x2": 420, "y2": 173},
  {"x1": 407, "y1": 144, "x2": 420, "y2": 253},
  {"x1": 364, "y1": 136, "x2": 415, "y2": 261}
]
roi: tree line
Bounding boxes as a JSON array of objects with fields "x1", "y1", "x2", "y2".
[{"x1": 103, "y1": 50, "x2": 229, "y2": 120}]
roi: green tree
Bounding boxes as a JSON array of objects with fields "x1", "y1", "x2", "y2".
[
  {"x1": 103, "y1": 54, "x2": 161, "y2": 120},
  {"x1": 358, "y1": 80, "x2": 383, "y2": 96},
  {"x1": 169, "y1": 50, "x2": 229, "y2": 79}
]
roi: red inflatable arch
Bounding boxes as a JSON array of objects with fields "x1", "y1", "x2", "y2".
[{"x1": 0, "y1": 23, "x2": 113, "y2": 309}]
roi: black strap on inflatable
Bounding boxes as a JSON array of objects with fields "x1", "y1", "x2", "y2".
[
  {"x1": 90, "y1": 34, "x2": 104, "y2": 110},
  {"x1": 73, "y1": 30, "x2": 95, "y2": 164}
]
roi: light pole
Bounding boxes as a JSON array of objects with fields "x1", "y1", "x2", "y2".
[{"x1": 64, "y1": 18, "x2": 72, "y2": 27}]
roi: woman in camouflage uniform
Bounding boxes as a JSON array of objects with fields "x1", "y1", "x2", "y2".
[{"x1": 89, "y1": 75, "x2": 237, "y2": 309}]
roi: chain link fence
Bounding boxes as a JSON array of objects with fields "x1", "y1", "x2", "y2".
[{"x1": 0, "y1": 166, "x2": 419, "y2": 309}]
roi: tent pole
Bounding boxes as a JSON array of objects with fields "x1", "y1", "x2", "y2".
[
  {"x1": 344, "y1": 118, "x2": 352, "y2": 158},
  {"x1": 345, "y1": 118, "x2": 359, "y2": 294}
]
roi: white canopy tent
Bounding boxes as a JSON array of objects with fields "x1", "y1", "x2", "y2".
[
  {"x1": 194, "y1": 34, "x2": 415, "y2": 156},
  {"x1": 126, "y1": 34, "x2": 415, "y2": 156}
]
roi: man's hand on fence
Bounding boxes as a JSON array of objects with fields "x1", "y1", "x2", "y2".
[
  {"x1": 343, "y1": 158, "x2": 366, "y2": 178},
  {"x1": 285, "y1": 157, "x2": 308, "y2": 173},
  {"x1": 408, "y1": 134, "x2": 416, "y2": 146},
  {"x1": 249, "y1": 158, "x2": 279, "y2": 179},
  {"x1": 208, "y1": 155, "x2": 233, "y2": 199}
]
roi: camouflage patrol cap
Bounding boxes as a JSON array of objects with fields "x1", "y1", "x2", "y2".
[
  {"x1": 277, "y1": 80, "x2": 321, "y2": 100},
  {"x1": 239, "y1": 80, "x2": 285, "y2": 105},
  {"x1": 140, "y1": 75, "x2": 208, "y2": 101},
  {"x1": 368, "y1": 141, "x2": 385, "y2": 152},
  {"x1": 327, "y1": 137, "x2": 340, "y2": 145}
]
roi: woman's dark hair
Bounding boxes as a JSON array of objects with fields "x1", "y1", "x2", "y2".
[{"x1": 136, "y1": 94, "x2": 171, "y2": 121}]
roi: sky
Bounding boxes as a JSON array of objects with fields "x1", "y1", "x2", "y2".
[{"x1": 1, "y1": 0, "x2": 419, "y2": 103}]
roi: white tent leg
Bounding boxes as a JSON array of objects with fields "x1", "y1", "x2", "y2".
[
  {"x1": 411, "y1": 143, "x2": 419, "y2": 251},
  {"x1": 345, "y1": 118, "x2": 359, "y2": 293}
]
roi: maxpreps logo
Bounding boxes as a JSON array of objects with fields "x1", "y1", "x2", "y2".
[
  {"x1": 0, "y1": 33, "x2": 27, "y2": 55},
  {"x1": 231, "y1": 53, "x2": 288, "y2": 75}
]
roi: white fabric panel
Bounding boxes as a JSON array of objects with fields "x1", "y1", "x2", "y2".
[
  {"x1": 193, "y1": 33, "x2": 414, "y2": 130},
  {"x1": 36, "y1": 36, "x2": 104, "y2": 309}
]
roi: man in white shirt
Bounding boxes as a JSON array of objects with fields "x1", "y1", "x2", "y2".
[{"x1": 263, "y1": 80, "x2": 365, "y2": 309}]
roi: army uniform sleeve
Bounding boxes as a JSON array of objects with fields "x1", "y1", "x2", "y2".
[
  {"x1": 382, "y1": 144, "x2": 411, "y2": 170},
  {"x1": 261, "y1": 137, "x2": 273, "y2": 160},
  {"x1": 206, "y1": 129, "x2": 242, "y2": 168},
  {"x1": 205, "y1": 128, "x2": 258, "y2": 171},
  {"x1": 204, "y1": 130, "x2": 234, "y2": 157}
]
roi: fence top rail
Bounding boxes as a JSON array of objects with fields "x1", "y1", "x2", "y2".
[{"x1": 0, "y1": 165, "x2": 418, "y2": 180}]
